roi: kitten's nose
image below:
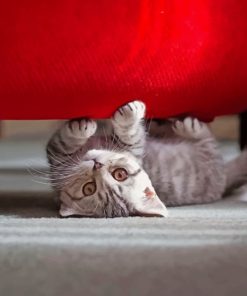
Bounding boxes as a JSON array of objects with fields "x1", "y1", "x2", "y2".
[{"x1": 93, "y1": 160, "x2": 103, "y2": 170}]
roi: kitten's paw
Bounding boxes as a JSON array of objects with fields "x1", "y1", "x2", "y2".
[
  {"x1": 112, "y1": 100, "x2": 146, "y2": 126},
  {"x1": 172, "y1": 117, "x2": 210, "y2": 139},
  {"x1": 65, "y1": 119, "x2": 97, "y2": 139}
]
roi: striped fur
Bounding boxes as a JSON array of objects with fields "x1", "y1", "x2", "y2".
[{"x1": 46, "y1": 101, "x2": 246, "y2": 218}]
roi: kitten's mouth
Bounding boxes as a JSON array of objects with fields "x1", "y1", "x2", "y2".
[{"x1": 93, "y1": 160, "x2": 103, "y2": 170}]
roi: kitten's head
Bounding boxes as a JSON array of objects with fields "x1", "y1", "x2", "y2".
[{"x1": 59, "y1": 149, "x2": 168, "y2": 218}]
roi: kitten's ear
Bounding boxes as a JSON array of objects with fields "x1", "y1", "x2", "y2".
[
  {"x1": 59, "y1": 192, "x2": 81, "y2": 217},
  {"x1": 59, "y1": 203, "x2": 80, "y2": 217},
  {"x1": 135, "y1": 193, "x2": 168, "y2": 217}
]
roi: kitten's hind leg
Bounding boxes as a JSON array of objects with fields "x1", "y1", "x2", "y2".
[
  {"x1": 111, "y1": 101, "x2": 146, "y2": 162},
  {"x1": 172, "y1": 117, "x2": 211, "y2": 140},
  {"x1": 47, "y1": 119, "x2": 97, "y2": 165}
]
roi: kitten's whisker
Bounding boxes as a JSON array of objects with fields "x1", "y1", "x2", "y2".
[
  {"x1": 30, "y1": 179, "x2": 53, "y2": 186},
  {"x1": 102, "y1": 126, "x2": 110, "y2": 150},
  {"x1": 47, "y1": 152, "x2": 72, "y2": 168},
  {"x1": 27, "y1": 167, "x2": 51, "y2": 177},
  {"x1": 27, "y1": 165, "x2": 75, "y2": 178},
  {"x1": 146, "y1": 117, "x2": 154, "y2": 134},
  {"x1": 50, "y1": 140, "x2": 82, "y2": 167},
  {"x1": 48, "y1": 148, "x2": 80, "y2": 168}
]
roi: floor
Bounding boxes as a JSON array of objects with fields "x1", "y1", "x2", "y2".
[{"x1": 0, "y1": 138, "x2": 247, "y2": 296}]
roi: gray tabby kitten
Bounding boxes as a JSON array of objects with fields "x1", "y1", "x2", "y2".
[{"x1": 46, "y1": 101, "x2": 247, "y2": 217}]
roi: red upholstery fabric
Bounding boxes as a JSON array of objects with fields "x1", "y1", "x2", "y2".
[{"x1": 0, "y1": 0, "x2": 247, "y2": 120}]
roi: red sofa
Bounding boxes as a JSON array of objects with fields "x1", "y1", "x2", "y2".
[{"x1": 0, "y1": 0, "x2": 246, "y2": 120}]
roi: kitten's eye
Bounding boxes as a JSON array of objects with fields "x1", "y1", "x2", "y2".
[
  {"x1": 112, "y1": 168, "x2": 128, "y2": 181},
  {"x1": 82, "y1": 182, "x2": 96, "y2": 196}
]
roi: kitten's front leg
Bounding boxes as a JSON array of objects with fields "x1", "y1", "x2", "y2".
[
  {"x1": 46, "y1": 119, "x2": 97, "y2": 165},
  {"x1": 111, "y1": 101, "x2": 146, "y2": 162}
]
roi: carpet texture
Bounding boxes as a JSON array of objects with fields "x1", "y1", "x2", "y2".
[{"x1": 0, "y1": 139, "x2": 247, "y2": 296}]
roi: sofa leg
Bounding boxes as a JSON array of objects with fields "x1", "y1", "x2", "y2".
[{"x1": 240, "y1": 111, "x2": 247, "y2": 150}]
